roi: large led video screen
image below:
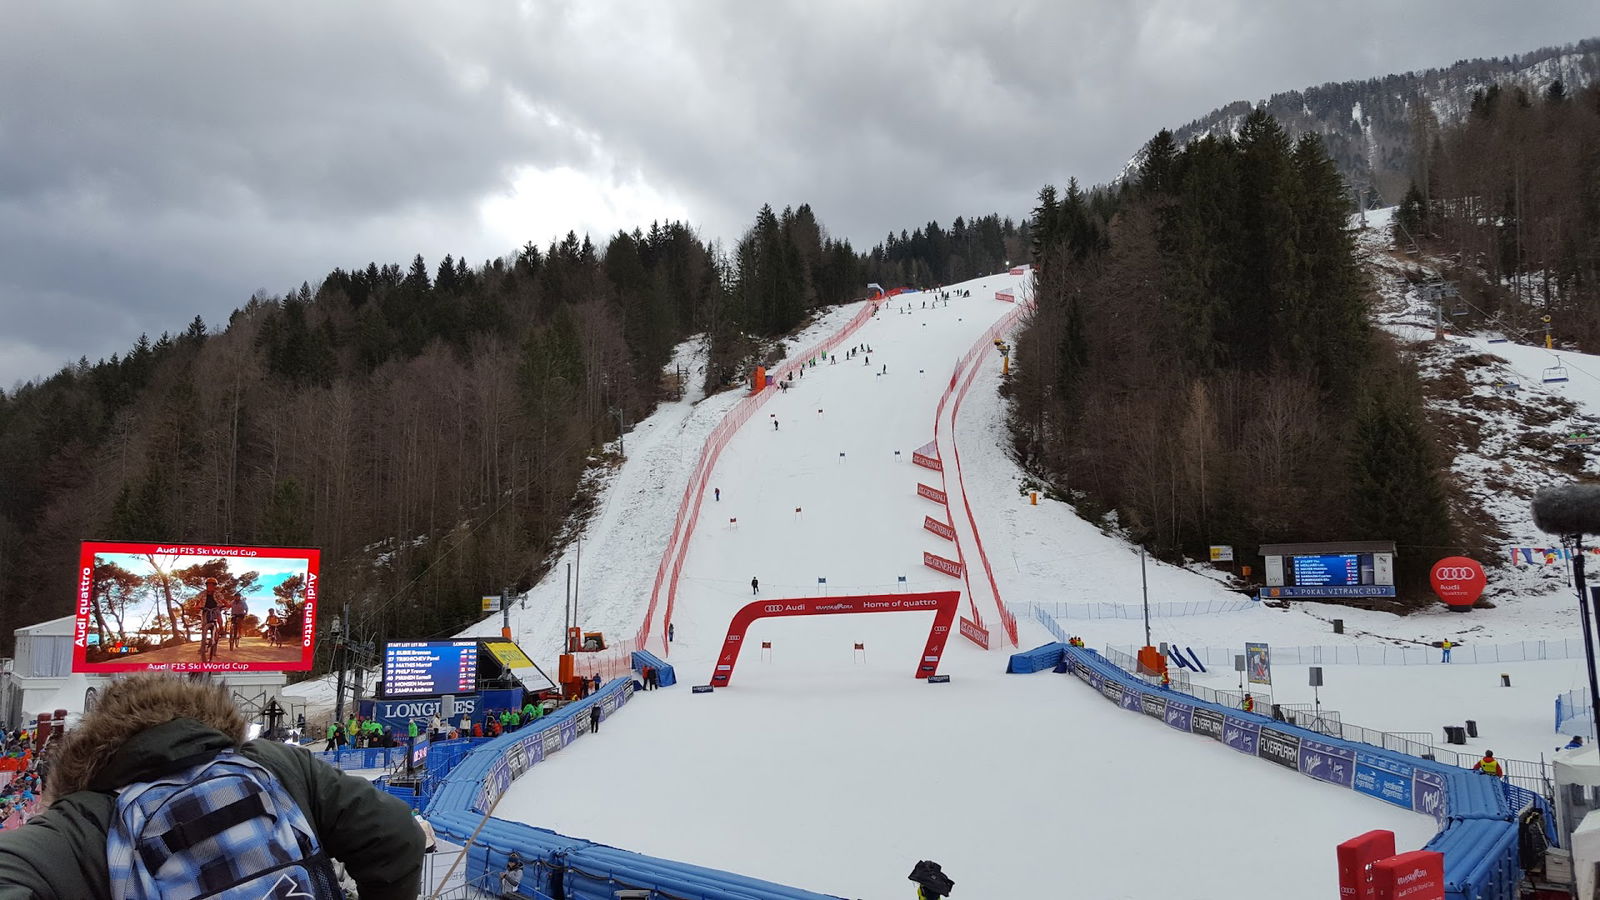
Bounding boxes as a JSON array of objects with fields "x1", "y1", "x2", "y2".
[
  {"x1": 74, "y1": 541, "x2": 319, "y2": 673},
  {"x1": 1289, "y1": 553, "x2": 1365, "y2": 587},
  {"x1": 383, "y1": 641, "x2": 480, "y2": 698}
]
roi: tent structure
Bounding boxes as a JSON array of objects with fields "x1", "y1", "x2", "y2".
[{"x1": 1554, "y1": 744, "x2": 1600, "y2": 893}]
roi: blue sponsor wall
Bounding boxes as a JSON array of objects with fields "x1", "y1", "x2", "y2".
[
  {"x1": 1031, "y1": 643, "x2": 1529, "y2": 900},
  {"x1": 423, "y1": 677, "x2": 842, "y2": 899}
]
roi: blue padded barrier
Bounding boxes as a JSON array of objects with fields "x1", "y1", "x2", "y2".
[
  {"x1": 424, "y1": 677, "x2": 843, "y2": 899},
  {"x1": 1006, "y1": 642, "x2": 1065, "y2": 674},
  {"x1": 631, "y1": 649, "x2": 677, "y2": 687},
  {"x1": 562, "y1": 846, "x2": 842, "y2": 900},
  {"x1": 1423, "y1": 819, "x2": 1521, "y2": 900},
  {"x1": 1444, "y1": 771, "x2": 1512, "y2": 822},
  {"x1": 1047, "y1": 644, "x2": 1523, "y2": 900}
]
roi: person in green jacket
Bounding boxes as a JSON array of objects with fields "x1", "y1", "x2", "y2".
[
  {"x1": 0, "y1": 672, "x2": 423, "y2": 899},
  {"x1": 325, "y1": 721, "x2": 338, "y2": 752}
]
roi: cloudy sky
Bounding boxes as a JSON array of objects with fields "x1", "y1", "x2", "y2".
[{"x1": 2, "y1": 1, "x2": 1595, "y2": 389}]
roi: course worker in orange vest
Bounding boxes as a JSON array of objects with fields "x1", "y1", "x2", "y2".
[{"x1": 1242, "y1": 693, "x2": 1254, "y2": 713}]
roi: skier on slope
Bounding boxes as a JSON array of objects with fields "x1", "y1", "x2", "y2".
[{"x1": 751, "y1": 577, "x2": 759, "y2": 595}]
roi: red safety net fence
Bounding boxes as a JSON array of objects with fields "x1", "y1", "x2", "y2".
[
  {"x1": 634, "y1": 298, "x2": 885, "y2": 655},
  {"x1": 928, "y1": 296, "x2": 1033, "y2": 649}
]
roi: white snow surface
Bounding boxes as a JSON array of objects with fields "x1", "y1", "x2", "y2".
[{"x1": 494, "y1": 272, "x2": 1437, "y2": 898}]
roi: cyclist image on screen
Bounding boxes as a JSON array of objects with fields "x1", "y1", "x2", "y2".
[
  {"x1": 198, "y1": 577, "x2": 226, "y2": 662},
  {"x1": 229, "y1": 593, "x2": 249, "y2": 650}
]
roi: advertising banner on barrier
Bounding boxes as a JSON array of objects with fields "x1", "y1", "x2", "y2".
[
  {"x1": 1412, "y1": 768, "x2": 1447, "y2": 823},
  {"x1": 958, "y1": 617, "x2": 989, "y2": 649},
  {"x1": 1192, "y1": 706, "x2": 1225, "y2": 741},
  {"x1": 1222, "y1": 716, "x2": 1260, "y2": 755},
  {"x1": 1119, "y1": 686, "x2": 1143, "y2": 713},
  {"x1": 1298, "y1": 738, "x2": 1355, "y2": 788},
  {"x1": 1101, "y1": 680, "x2": 1124, "y2": 706},
  {"x1": 1259, "y1": 726, "x2": 1301, "y2": 770},
  {"x1": 917, "y1": 483, "x2": 948, "y2": 505},
  {"x1": 1354, "y1": 752, "x2": 1414, "y2": 809},
  {"x1": 560, "y1": 719, "x2": 578, "y2": 747},
  {"x1": 1163, "y1": 699, "x2": 1193, "y2": 732},
  {"x1": 923, "y1": 552, "x2": 963, "y2": 578},
  {"x1": 1141, "y1": 693, "x2": 1166, "y2": 719},
  {"x1": 507, "y1": 741, "x2": 528, "y2": 780},
  {"x1": 995, "y1": 289, "x2": 1015, "y2": 302},
  {"x1": 923, "y1": 516, "x2": 956, "y2": 541},
  {"x1": 542, "y1": 725, "x2": 563, "y2": 759},
  {"x1": 912, "y1": 441, "x2": 942, "y2": 471}
]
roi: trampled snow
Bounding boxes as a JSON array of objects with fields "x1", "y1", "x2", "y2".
[{"x1": 490, "y1": 272, "x2": 1438, "y2": 898}]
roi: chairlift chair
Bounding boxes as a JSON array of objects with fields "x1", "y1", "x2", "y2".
[
  {"x1": 1451, "y1": 303, "x2": 1469, "y2": 317},
  {"x1": 1544, "y1": 360, "x2": 1570, "y2": 384}
]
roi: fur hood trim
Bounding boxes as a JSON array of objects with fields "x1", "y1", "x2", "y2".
[{"x1": 45, "y1": 673, "x2": 246, "y2": 802}]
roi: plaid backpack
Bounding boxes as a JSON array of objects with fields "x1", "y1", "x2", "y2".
[{"x1": 106, "y1": 749, "x2": 342, "y2": 900}]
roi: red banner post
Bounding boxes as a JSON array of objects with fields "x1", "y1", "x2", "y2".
[
  {"x1": 923, "y1": 516, "x2": 956, "y2": 541},
  {"x1": 708, "y1": 591, "x2": 958, "y2": 687},
  {"x1": 959, "y1": 617, "x2": 990, "y2": 649},
  {"x1": 1369, "y1": 850, "x2": 1444, "y2": 900},
  {"x1": 1336, "y1": 830, "x2": 1396, "y2": 900},
  {"x1": 923, "y1": 552, "x2": 963, "y2": 578},
  {"x1": 917, "y1": 483, "x2": 948, "y2": 505}
]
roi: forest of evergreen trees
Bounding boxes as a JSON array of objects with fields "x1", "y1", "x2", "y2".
[
  {"x1": 1012, "y1": 111, "x2": 1460, "y2": 598},
  {"x1": 0, "y1": 203, "x2": 1022, "y2": 658},
  {"x1": 1396, "y1": 81, "x2": 1600, "y2": 349}
]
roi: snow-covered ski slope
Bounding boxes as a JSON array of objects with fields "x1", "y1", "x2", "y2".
[{"x1": 494, "y1": 271, "x2": 1435, "y2": 899}]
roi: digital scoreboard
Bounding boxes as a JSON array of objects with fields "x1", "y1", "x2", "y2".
[
  {"x1": 1291, "y1": 554, "x2": 1362, "y2": 587},
  {"x1": 383, "y1": 640, "x2": 479, "y2": 697}
]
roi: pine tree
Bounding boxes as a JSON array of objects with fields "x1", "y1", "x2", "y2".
[{"x1": 1347, "y1": 372, "x2": 1453, "y2": 592}]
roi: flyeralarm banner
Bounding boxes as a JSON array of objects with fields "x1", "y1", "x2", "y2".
[{"x1": 73, "y1": 540, "x2": 319, "y2": 673}]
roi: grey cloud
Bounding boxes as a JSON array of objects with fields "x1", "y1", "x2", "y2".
[{"x1": 2, "y1": 0, "x2": 1597, "y2": 388}]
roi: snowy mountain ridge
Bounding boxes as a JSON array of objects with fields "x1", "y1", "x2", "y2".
[{"x1": 1119, "y1": 38, "x2": 1600, "y2": 202}]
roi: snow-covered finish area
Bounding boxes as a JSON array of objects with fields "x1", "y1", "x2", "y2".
[{"x1": 468, "y1": 267, "x2": 1480, "y2": 898}]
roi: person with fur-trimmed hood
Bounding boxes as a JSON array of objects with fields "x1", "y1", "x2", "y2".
[{"x1": 0, "y1": 673, "x2": 424, "y2": 899}]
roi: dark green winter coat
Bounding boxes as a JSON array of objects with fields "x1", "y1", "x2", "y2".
[{"x1": 0, "y1": 679, "x2": 423, "y2": 900}]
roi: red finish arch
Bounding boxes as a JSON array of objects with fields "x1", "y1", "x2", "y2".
[{"x1": 708, "y1": 591, "x2": 959, "y2": 687}]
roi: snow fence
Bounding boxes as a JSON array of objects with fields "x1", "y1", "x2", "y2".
[
  {"x1": 1020, "y1": 643, "x2": 1526, "y2": 900},
  {"x1": 424, "y1": 677, "x2": 841, "y2": 899}
]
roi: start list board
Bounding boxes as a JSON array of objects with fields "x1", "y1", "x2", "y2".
[
  {"x1": 1291, "y1": 554, "x2": 1361, "y2": 587},
  {"x1": 384, "y1": 640, "x2": 478, "y2": 697}
]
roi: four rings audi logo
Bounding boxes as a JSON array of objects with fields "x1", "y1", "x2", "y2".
[{"x1": 1434, "y1": 567, "x2": 1478, "y2": 580}]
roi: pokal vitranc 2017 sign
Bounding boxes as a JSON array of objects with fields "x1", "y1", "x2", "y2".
[{"x1": 74, "y1": 541, "x2": 319, "y2": 673}]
